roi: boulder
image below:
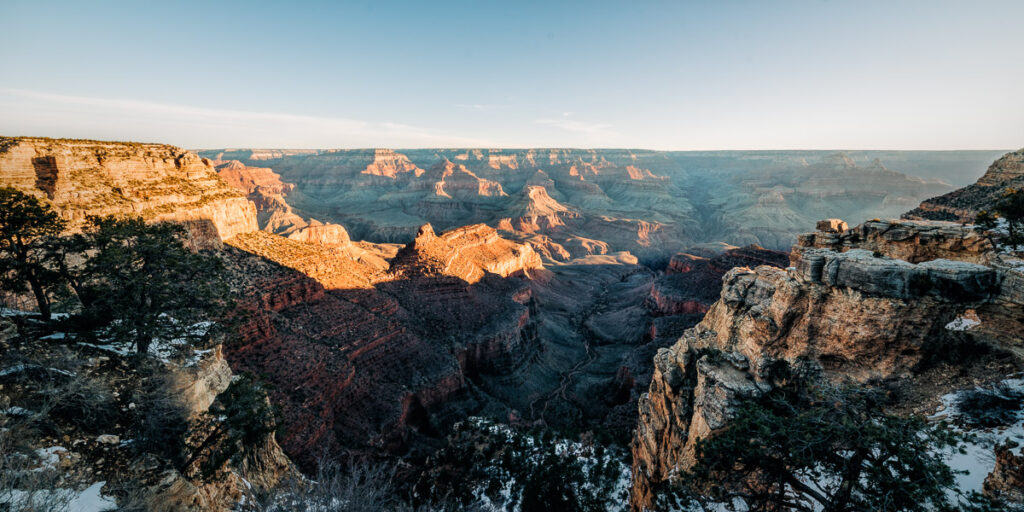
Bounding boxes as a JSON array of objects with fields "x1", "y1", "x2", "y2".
[{"x1": 816, "y1": 218, "x2": 849, "y2": 233}]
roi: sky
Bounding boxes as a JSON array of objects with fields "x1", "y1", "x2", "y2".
[{"x1": 1, "y1": 0, "x2": 1022, "y2": 150}]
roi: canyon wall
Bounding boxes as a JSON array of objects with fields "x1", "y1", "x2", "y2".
[
  {"x1": 630, "y1": 218, "x2": 1024, "y2": 510},
  {"x1": 0, "y1": 137, "x2": 258, "y2": 248},
  {"x1": 198, "y1": 147, "x2": 970, "y2": 259},
  {"x1": 906, "y1": 148, "x2": 1024, "y2": 222},
  {"x1": 221, "y1": 224, "x2": 544, "y2": 467}
]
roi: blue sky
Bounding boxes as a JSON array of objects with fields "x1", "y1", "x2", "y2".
[{"x1": 2, "y1": 0, "x2": 1022, "y2": 149}]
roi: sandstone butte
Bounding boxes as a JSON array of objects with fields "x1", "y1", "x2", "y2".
[{"x1": 630, "y1": 216, "x2": 1024, "y2": 510}]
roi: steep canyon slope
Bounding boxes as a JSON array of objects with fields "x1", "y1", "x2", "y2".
[
  {"x1": 631, "y1": 217, "x2": 1024, "y2": 510},
  {"x1": 907, "y1": 148, "x2": 1024, "y2": 222}
]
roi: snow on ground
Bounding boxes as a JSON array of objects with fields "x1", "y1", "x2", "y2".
[
  {"x1": 945, "y1": 315, "x2": 980, "y2": 332},
  {"x1": 67, "y1": 482, "x2": 117, "y2": 512},
  {"x1": 76, "y1": 319, "x2": 215, "y2": 364},
  {"x1": 0, "y1": 363, "x2": 76, "y2": 378},
  {"x1": 0, "y1": 482, "x2": 116, "y2": 512},
  {"x1": 0, "y1": 308, "x2": 69, "y2": 319},
  {"x1": 34, "y1": 446, "x2": 68, "y2": 471},
  {"x1": 932, "y1": 374, "x2": 1024, "y2": 495},
  {"x1": 1, "y1": 405, "x2": 32, "y2": 416}
]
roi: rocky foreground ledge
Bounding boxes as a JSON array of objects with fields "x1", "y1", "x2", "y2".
[{"x1": 630, "y1": 218, "x2": 1024, "y2": 510}]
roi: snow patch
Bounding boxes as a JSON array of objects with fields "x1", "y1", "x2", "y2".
[
  {"x1": 945, "y1": 316, "x2": 980, "y2": 332},
  {"x1": 932, "y1": 375, "x2": 1024, "y2": 496},
  {"x1": 0, "y1": 364, "x2": 76, "y2": 378}
]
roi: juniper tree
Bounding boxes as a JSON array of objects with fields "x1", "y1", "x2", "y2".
[
  {"x1": 74, "y1": 216, "x2": 230, "y2": 355},
  {"x1": 0, "y1": 186, "x2": 66, "y2": 319},
  {"x1": 674, "y1": 384, "x2": 998, "y2": 512},
  {"x1": 975, "y1": 188, "x2": 1024, "y2": 250},
  {"x1": 996, "y1": 187, "x2": 1024, "y2": 249}
]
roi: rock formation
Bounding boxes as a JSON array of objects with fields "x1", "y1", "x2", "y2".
[
  {"x1": 906, "y1": 148, "x2": 1024, "y2": 222},
  {"x1": 649, "y1": 245, "x2": 790, "y2": 316},
  {"x1": 213, "y1": 158, "x2": 355, "y2": 244},
  {"x1": 0, "y1": 137, "x2": 258, "y2": 249},
  {"x1": 630, "y1": 218, "x2": 1024, "y2": 510},
  {"x1": 984, "y1": 442, "x2": 1024, "y2": 504},
  {"x1": 198, "y1": 147, "x2": 972, "y2": 258},
  {"x1": 390, "y1": 223, "x2": 543, "y2": 284}
]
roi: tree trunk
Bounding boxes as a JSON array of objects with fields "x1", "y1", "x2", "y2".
[
  {"x1": 27, "y1": 271, "x2": 51, "y2": 321},
  {"x1": 136, "y1": 334, "x2": 152, "y2": 356}
]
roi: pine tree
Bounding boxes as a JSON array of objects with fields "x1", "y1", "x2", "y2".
[
  {"x1": 74, "y1": 216, "x2": 230, "y2": 356},
  {"x1": 0, "y1": 187, "x2": 66, "y2": 319},
  {"x1": 675, "y1": 384, "x2": 999, "y2": 512}
]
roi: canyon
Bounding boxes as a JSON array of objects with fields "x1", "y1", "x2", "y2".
[
  {"x1": 198, "y1": 148, "x2": 994, "y2": 261},
  {"x1": 2, "y1": 136, "x2": 1022, "y2": 510}
]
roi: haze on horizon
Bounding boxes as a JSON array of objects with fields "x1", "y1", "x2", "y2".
[{"x1": 2, "y1": 0, "x2": 1022, "y2": 150}]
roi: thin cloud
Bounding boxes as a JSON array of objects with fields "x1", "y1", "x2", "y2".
[
  {"x1": 535, "y1": 114, "x2": 614, "y2": 135},
  {"x1": 455, "y1": 103, "x2": 512, "y2": 111},
  {"x1": 0, "y1": 88, "x2": 496, "y2": 148}
]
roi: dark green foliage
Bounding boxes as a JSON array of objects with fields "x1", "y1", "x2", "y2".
[
  {"x1": 956, "y1": 381, "x2": 1024, "y2": 428},
  {"x1": 71, "y1": 215, "x2": 231, "y2": 355},
  {"x1": 976, "y1": 188, "x2": 1024, "y2": 250},
  {"x1": 417, "y1": 419, "x2": 625, "y2": 511},
  {"x1": 0, "y1": 186, "x2": 66, "y2": 319},
  {"x1": 997, "y1": 188, "x2": 1024, "y2": 249},
  {"x1": 974, "y1": 210, "x2": 999, "y2": 232},
  {"x1": 677, "y1": 384, "x2": 996, "y2": 512}
]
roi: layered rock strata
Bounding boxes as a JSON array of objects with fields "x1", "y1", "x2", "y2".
[
  {"x1": 907, "y1": 148, "x2": 1024, "y2": 221},
  {"x1": 630, "y1": 219, "x2": 1024, "y2": 510},
  {"x1": 0, "y1": 137, "x2": 257, "y2": 249},
  {"x1": 222, "y1": 224, "x2": 543, "y2": 467}
]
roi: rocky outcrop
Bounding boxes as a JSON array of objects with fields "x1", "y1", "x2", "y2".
[
  {"x1": 650, "y1": 245, "x2": 790, "y2": 316},
  {"x1": 794, "y1": 218, "x2": 994, "y2": 264},
  {"x1": 360, "y1": 149, "x2": 424, "y2": 178},
  {"x1": 174, "y1": 345, "x2": 234, "y2": 415},
  {"x1": 140, "y1": 348, "x2": 297, "y2": 512},
  {"x1": 498, "y1": 186, "x2": 578, "y2": 233},
  {"x1": 630, "y1": 218, "x2": 1023, "y2": 510},
  {"x1": 0, "y1": 137, "x2": 258, "y2": 249},
  {"x1": 984, "y1": 442, "x2": 1024, "y2": 504},
  {"x1": 284, "y1": 219, "x2": 351, "y2": 246},
  {"x1": 906, "y1": 148, "x2": 1024, "y2": 222},
  {"x1": 391, "y1": 224, "x2": 543, "y2": 284}
]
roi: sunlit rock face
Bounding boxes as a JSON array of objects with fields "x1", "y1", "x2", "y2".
[
  {"x1": 907, "y1": 148, "x2": 1024, "y2": 222},
  {"x1": 196, "y1": 147, "x2": 974, "y2": 262},
  {"x1": 390, "y1": 223, "x2": 543, "y2": 284},
  {"x1": 630, "y1": 218, "x2": 1024, "y2": 511},
  {"x1": 0, "y1": 137, "x2": 258, "y2": 249}
]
